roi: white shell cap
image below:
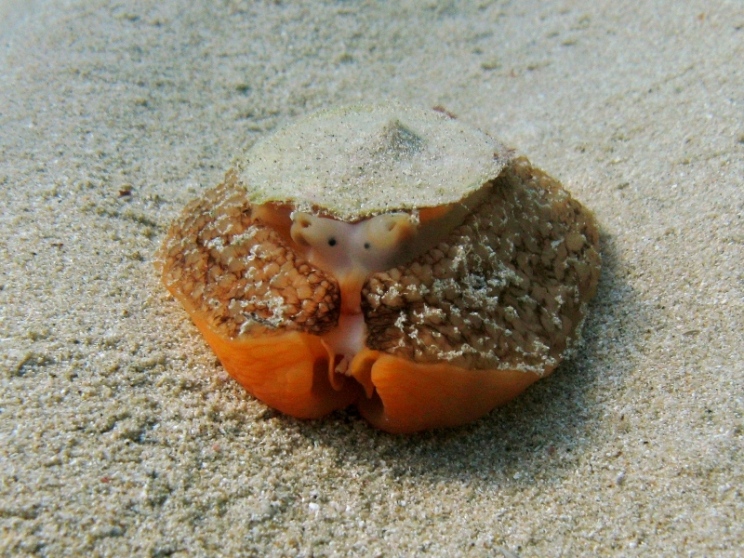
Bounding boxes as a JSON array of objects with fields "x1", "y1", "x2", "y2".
[{"x1": 236, "y1": 103, "x2": 512, "y2": 221}]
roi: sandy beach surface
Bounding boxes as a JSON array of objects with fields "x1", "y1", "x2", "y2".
[{"x1": 1, "y1": 1, "x2": 742, "y2": 556}]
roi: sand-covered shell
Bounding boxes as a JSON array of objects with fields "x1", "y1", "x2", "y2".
[{"x1": 158, "y1": 104, "x2": 601, "y2": 433}]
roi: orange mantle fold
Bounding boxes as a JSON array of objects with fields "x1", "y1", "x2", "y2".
[
  {"x1": 190, "y1": 315, "x2": 542, "y2": 433},
  {"x1": 192, "y1": 315, "x2": 361, "y2": 419},
  {"x1": 347, "y1": 349, "x2": 541, "y2": 433}
]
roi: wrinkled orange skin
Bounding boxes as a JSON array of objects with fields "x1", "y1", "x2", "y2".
[{"x1": 189, "y1": 312, "x2": 543, "y2": 434}]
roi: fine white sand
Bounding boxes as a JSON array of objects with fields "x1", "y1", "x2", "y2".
[{"x1": 1, "y1": 1, "x2": 742, "y2": 556}]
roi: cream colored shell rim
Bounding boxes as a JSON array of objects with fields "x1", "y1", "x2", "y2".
[{"x1": 235, "y1": 103, "x2": 512, "y2": 221}]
